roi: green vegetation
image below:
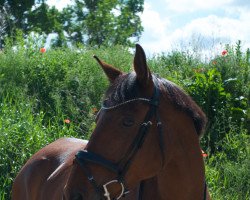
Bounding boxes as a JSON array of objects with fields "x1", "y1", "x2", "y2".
[
  {"x1": 0, "y1": 39, "x2": 249, "y2": 199},
  {"x1": 0, "y1": 0, "x2": 144, "y2": 47}
]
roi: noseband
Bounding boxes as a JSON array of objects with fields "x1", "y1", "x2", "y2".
[{"x1": 75, "y1": 80, "x2": 165, "y2": 200}]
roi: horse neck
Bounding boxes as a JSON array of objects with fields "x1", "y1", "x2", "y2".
[{"x1": 156, "y1": 106, "x2": 205, "y2": 200}]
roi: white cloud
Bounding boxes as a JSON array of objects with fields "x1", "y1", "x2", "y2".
[
  {"x1": 170, "y1": 14, "x2": 250, "y2": 50},
  {"x1": 163, "y1": 0, "x2": 233, "y2": 12},
  {"x1": 141, "y1": 3, "x2": 170, "y2": 38},
  {"x1": 139, "y1": 3, "x2": 172, "y2": 54},
  {"x1": 139, "y1": 0, "x2": 250, "y2": 56}
]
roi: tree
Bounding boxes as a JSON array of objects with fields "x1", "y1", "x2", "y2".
[
  {"x1": 27, "y1": 2, "x2": 67, "y2": 46},
  {"x1": 0, "y1": 0, "x2": 66, "y2": 46},
  {"x1": 0, "y1": 0, "x2": 144, "y2": 47},
  {"x1": 63, "y1": 0, "x2": 144, "y2": 46},
  {"x1": 0, "y1": 0, "x2": 36, "y2": 35}
]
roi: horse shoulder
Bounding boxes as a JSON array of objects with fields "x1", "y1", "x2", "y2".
[
  {"x1": 12, "y1": 153, "x2": 51, "y2": 200},
  {"x1": 12, "y1": 137, "x2": 88, "y2": 200}
]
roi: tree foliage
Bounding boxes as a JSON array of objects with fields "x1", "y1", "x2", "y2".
[
  {"x1": 0, "y1": 0, "x2": 144, "y2": 47},
  {"x1": 0, "y1": 0, "x2": 36, "y2": 35}
]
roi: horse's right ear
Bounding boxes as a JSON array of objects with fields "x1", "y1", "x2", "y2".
[
  {"x1": 133, "y1": 44, "x2": 153, "y2": 87},
  {"x1": 93, "y1": 55, "x2": 122, "y2": 83}
]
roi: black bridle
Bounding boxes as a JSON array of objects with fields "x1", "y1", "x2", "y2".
[{"x1": 75, "y1": 80, "x2": 164, "y2": 200}]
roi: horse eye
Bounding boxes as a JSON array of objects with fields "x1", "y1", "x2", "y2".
[{"x1": 122, "y1": 118, "x2": 135, "y2": 127}]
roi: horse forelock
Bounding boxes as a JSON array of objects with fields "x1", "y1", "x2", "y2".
[
  {"x1": 104, "y1": 72, "x2": 139, "y2": 107},
  {"x1": 103, "y1": 73, "x2": 207, "y2": 137}
]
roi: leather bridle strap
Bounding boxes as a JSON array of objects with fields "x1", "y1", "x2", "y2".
[
  {"x1": 116, "y1": 86, "x2": 160, "y2": 182},
  {"x1": 75, "y1": 155, "x2": 104, "y2": 197},
  {"x1": 76, "y1": 151, "x2": 119, "y2": 174}
]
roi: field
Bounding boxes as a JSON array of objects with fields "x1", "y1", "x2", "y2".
[{"x1": 0, "y1": 40, "x2": 249, "y2": 199}]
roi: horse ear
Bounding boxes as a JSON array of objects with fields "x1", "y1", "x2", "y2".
[
  {"x1": 93, "y1": 55, "x2": 122, "y2": 83},
  {"x1": 133, "y1": 44, "x2": 152, "y2": 86}
]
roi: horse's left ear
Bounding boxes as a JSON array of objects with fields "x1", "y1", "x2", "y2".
[
  {"x1": 93, "y1": 55, "x2": 123, "y2": 83},
  {"x1": 133, "y1": 44, "x2": 153, "y2": 87}
]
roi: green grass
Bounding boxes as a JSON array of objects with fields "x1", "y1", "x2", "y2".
[
  {"x1": 0, "y1": 95, "x2": 81, "y2": 199},
  {"x1": 205, "y1": 128, "x2": 250, "y2": 199},
  {"x1": 0, "y1": 43, "x2": 249, "y2": 199}
]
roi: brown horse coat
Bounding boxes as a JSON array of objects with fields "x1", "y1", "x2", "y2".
[
  {"x1": 12, "y1": 138, "x2": 85, "y2": 200},
  {"x1": 12, "y1": 138, "x2": 138, "y2": 200}
]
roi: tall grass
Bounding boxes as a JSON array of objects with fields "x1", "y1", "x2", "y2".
[
  {"x1": 0, "y1": 95, "x2": 80, "y2": 198},
  {"x1": 0, "y1": 40, "x2": 249, "y2": 199},
  {"x1": 205, "y1": 124, "x2": 249, "y2": 199}
]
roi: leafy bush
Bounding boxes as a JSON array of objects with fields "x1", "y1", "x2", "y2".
[
  {"x1": 0, "y1": 36, "x2": 133, "y2": 136},
  {"x1": 184, "y1": 68, "x2": 248, "y2": 153}
]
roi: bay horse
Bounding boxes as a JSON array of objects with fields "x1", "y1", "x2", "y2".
[
  {"x1": 12, "y1": 44, "x2": 211, "y2": 200},
  {"x1": 63, "y1": 44, "x2": 210, "y2": 199}
]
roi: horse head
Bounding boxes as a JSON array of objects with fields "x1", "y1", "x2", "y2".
[{"x1": 64, "y1": 44, "x2": 207, "y2": 200}]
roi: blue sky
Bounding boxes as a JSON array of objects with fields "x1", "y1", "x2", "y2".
[{"x1": 48, "y1": 0, "x2": 250, "y2": 57}]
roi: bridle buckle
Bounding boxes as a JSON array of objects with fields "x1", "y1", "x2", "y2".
[{"x1": 103, "y1": 180, "x2": 125, "y2": 200}]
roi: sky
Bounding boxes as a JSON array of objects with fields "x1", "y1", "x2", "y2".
[{"x1": 48, "y1": 0, "x2": 250, "y2": 58}]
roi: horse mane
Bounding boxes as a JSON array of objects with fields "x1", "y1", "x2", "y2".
[
  {"x1": 104, "y1": 73, "x2": 207, "y2": 137},
  {"x1": 159, "y1": 78, "x2": 207, "y2": 137}
]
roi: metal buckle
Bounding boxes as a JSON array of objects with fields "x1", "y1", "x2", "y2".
[
  {"x1": 142, "y1": 121, "x2": 152, "y2": 127},
  {"x1": 103, "y1": 180, "x2": 125, "y2": 200}
]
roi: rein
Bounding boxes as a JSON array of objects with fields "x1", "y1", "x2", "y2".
[{"x1": 75, "y1": 80, "x2": 164, "y2": 200}]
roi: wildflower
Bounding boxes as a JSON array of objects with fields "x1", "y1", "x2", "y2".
[
  {"x1": 64, "y1": 119, "x2": 70, "y2": 124},
  {"x1": 40, "y1": 47, "x2": 46, "y2": 53},
  {"x1": 201, "y1": 149, "x2": 208, "y2": 158},
  {"x1": 92, "y1": 107, "x2": 98, "y2": 113},
  {"x1": 221, "y1": 50, "x2": 227, "y2": 56}
]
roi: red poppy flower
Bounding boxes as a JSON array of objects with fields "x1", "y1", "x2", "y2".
[
  {"x1": 221, "y1": 50, "x2": 228, "y2": 56},
  {"x1": 64, "y1": 119, "x2": 70, "y2": 124},
  {"x1": 201, "y1": 149, "x2": 208, "y2": 158},
  {"x1": 40, "y1": 47, "x2": 46, "y2": 53}
]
